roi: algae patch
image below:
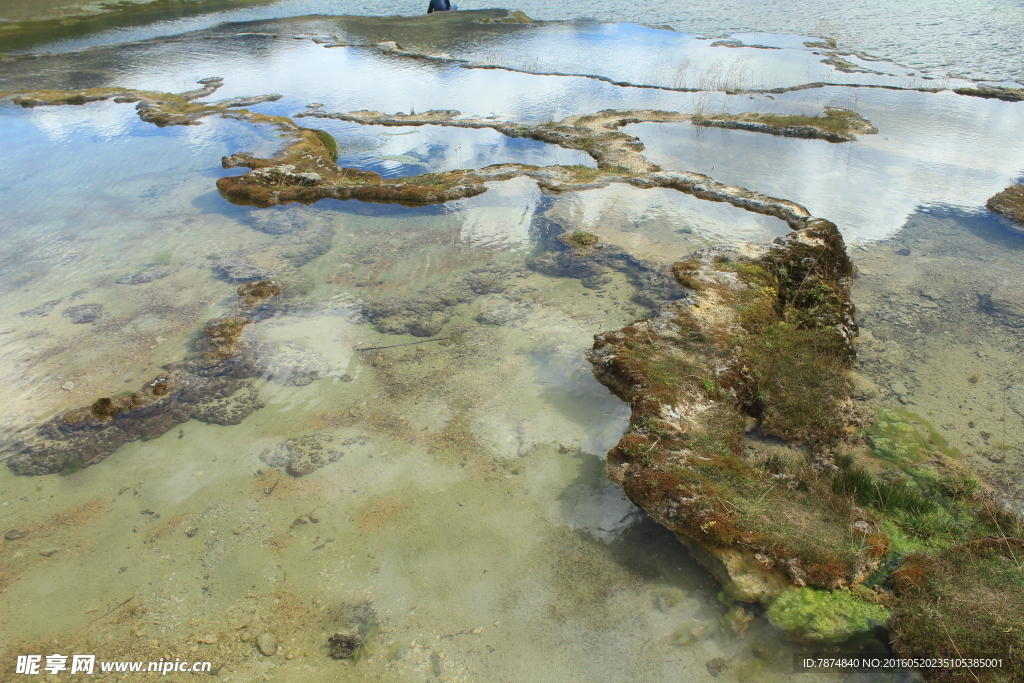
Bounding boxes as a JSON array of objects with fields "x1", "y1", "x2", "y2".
[{"x1": 767, "y1": 587, "x2": 891, "y2": 642}]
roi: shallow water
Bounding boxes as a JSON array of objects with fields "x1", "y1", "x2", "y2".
[{"x1": 0, "y1": 11, "x2": 1021, "y2": 683}]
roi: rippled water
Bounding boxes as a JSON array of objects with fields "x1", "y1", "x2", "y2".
[{"x1": 1, "y1": 9, "x2": 1022, "y2": 683}]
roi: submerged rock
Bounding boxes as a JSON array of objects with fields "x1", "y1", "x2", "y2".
[
  {"x1": 255, "y1": 632, "x2": 278, "y2": 656},
  {"x1": 115, "y1": 266, "x2": 178, "y2": 285},
  {"x1": 201, "y1": 316, "x2": 253, "y2": 360},
  {"x1": 256, "y1": 342, "x2": 329, "y2": 386},
  {"x1": 259, "y1": 434, "x2": 344, "y2": 477},
  {"x1": 363, "y1": 262, "x2": 518, "y2": 336},
  {"x1": 19, "y1": 299, "x2": 62, "y2": 317},
  {"x1": 6, "y1": 301, "x2": 264, "y2": 475},
  {"x1": 980, "y1": 279, "x2": 1024, "y2": 327},
  {"x1": 211, "y1": 256, "x2": 272, "y2": 282},
  {"x1": 237, "y1": 280, "x2": 282, "y2": 308},
  {"x1": 189, "y1": 384, "x2": 263, "y2": 425},
  {"x1": 62, "y1": 304, "x2": 102, "y2": 324}
]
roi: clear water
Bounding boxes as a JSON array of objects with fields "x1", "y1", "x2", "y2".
[{"x1": 0, "y1": 10, "x2": 1022, "y2": 683}]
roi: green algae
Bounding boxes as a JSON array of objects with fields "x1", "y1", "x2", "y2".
[
  {"x1": 766, "y1": 587, "x2": 891, "y2": 642},
  {"x1": 865, "y1": 408, "x2": 962, "y2": 462}
]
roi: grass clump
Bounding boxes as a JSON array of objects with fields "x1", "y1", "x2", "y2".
[{"x1": 891, "y1": 539, "x2": 1024, "y2": 681}]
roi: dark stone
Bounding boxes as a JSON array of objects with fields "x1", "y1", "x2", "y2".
[
  {"x1": 896, "y1": 248, "x2": 911, "y2": 256},
  {"x1": 4, "y1": 529, "x2": 25, "y2": 541}
]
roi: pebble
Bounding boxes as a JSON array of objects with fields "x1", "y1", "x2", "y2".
[
  {"x1": 4, "y1": 529, "x2": 25, "y2": 540},
  {"x1": 39, "y1": 548, "x2": 60, "y2": 557},
  {"x1": 256, "y1": 632, "x2": 278, "y2": 656},
  {"x1": 61, "y1": 381, "x2": 75, "y2": 391},
  {"x1": 890, "y1": 380, "x2": 909, "y2": 396},
  {"x1": 197, "y1": 635, "x2": 218, "y2": 644}
]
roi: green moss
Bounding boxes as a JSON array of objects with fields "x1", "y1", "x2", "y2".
[
  {"x1": 766, "y1": 587, "x2": 891, "y2": 642},
  {"x1": 150, "y1": 250, "x2": 172, "y2": 266}
]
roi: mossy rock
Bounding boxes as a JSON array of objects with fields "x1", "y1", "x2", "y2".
[
  {"x1": 766, "y1": 587, "x2": 891, "y2": 642},
  {"x1": 986, "y1": 184, "x2": 1024, "y2": 226}
]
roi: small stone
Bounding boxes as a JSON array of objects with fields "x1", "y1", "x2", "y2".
[
  {"x1": 185, "y1": 527, "x2": 199, "y2": 538},
  {"x1": 197, "y1": 635, "x2": 219, "y2": 644},
  {"x1": 256, "y1": 632, "x2": 278, "y2": 656},
  {"x1": 61, "y1": 381, "x2": 75, "y2": 391},
  {"x1": 890, "y1": 380, "x2": 908, "y2": 396},
  {"x1": 4, "y1": 529, "x2": 25, "y2": 540},
  {"x1": 896, "y1": 248, "x2": 911, "y2": 256},
  {"x1": 39, "y1": 548, "x2": 60, "y2": 557},
  {"x1": 471, "y1": 627, "x2": 483, "y2": 635}
]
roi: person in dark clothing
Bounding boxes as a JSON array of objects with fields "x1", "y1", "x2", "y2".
[{"x1": 427, "y1": 0, "x2": 451, "y2": 13}]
